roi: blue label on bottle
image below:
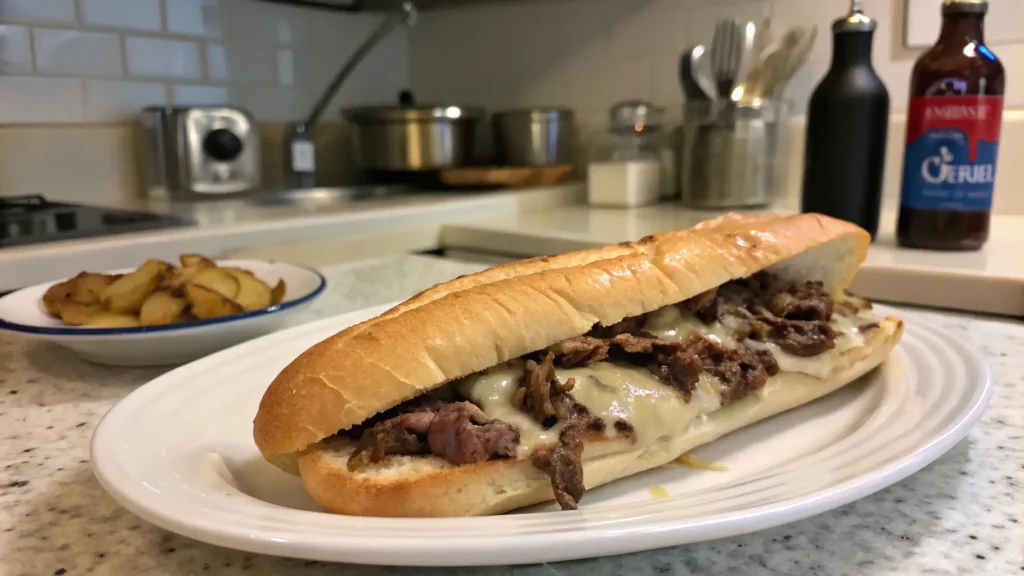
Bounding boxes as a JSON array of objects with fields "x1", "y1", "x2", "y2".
[{"x1": 900, "y1": 96, "x2": 1002, "y2": 212}]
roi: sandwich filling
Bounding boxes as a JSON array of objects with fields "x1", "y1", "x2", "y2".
[{"x1": 339, "y1": 272, "x2": 879, "y2": 510}]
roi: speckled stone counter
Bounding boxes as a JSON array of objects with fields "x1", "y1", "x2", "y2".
[{"x1": 1, "y1": 254, "x2": 1021, "y2": 576}]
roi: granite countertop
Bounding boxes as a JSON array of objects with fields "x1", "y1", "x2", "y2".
[{"x1": 1, "y1": 254, "x2": 1021, "y2": 575}]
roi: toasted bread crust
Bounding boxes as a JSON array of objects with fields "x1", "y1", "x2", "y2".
[{"x1": 253, "y1": 213, "x2": 870, "y2": 460}]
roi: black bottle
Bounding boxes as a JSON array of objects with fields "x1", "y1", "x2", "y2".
[{"x1": 802, "y1": 0, "x2": 889, "y2": 238}]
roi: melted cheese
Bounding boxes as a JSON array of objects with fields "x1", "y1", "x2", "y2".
[
  {"x1": 456, "y1": 360, "x2": 722, "y2": 456},
  {"x1": 456, "y1": 301, "x2": 879, "y2": 457},
  {"x1": 644, "y1": 304, "x2": 879, "y2": 379}
]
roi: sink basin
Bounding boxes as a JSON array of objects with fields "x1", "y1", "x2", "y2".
[{"x1": 243, "y1": 185, "x2": 413, "y2": 208}]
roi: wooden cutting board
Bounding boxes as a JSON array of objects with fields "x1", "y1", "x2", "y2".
[{"x1": 440, "y1": 165, "x2": 574, "y2": 188}]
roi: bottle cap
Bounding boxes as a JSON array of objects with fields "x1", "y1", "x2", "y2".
[
  {"x1": 942, "y1": 0, "x2": 988, "y2": 14},
  {"x1": 834, "y1": 0, "x2": 876, "y2": 33}
]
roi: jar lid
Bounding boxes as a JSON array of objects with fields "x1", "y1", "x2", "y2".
[{"x1": 609, "y1": 100, "x2": 665, "y2": 131}]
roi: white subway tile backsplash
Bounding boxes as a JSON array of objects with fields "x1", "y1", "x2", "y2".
[
  {"x1": 205, "y1": 43, "x2": 228, "y2": 79},
  {"x1": 204, "y1": 42, "x2": 277, "y2": 85},
  {"x1": 277, "y1": 49, "x2": 295, "y2": 87},
  {"x1": 219, "y1": 0, "x2": 310, "y2": 46},
  {"x1": 0, "y1": 25, "x2": 32, "y2": 72},
  {"x1": 125, "y1": 36, "x2": 201, "y2": 78},
  {"x1": 237, "y1": 86, "x2": 302, "y2": 121},
  {"x1": 165, "y1": 0, "x2": 222, "y2": 37},
  {"x1": 33, "y1": 28, "x2": 123, "y2": 77},
  {"x1": 84, "y1": 79, "x2": 166, "y2": 120},
  {"x1": 0, "y1": 76, "x2": 85, "y2": 123},
  {"x1": 0, "y1": 0, "x2": 76, "y2": 24},
  {"x1": 171, "y1": 84, "x2": 230, "y2": 105},
  {"x1": 80, "y1": 0, "x2": 162, "y2": 31}
]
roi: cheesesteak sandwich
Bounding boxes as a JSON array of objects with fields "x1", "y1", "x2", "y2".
[{"x1": 253, "y1": 213, "x2": 903, "y2": 517}]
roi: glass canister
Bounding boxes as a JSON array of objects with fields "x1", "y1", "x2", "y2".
[{"x1": 587, "y1": 100, "x2": 670, "y2": 207}]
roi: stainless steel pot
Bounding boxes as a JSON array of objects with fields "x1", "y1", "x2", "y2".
[
  {"x1": 342, "y1": 103, "x2": 484, "y2": 172},
  {"x1": 492, "y1": 108, "x2": 574, "y2": 166}
]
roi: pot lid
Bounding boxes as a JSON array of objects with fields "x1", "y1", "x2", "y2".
[{"x1": 342, "y1": 104, "x2": 485, "y2": 122}]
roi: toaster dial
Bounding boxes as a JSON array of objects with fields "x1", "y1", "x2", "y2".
[{"x1": 203, "y1": 128, "x2": 244, "y2": 161}]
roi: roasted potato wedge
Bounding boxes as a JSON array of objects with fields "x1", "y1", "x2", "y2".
[
  {"x1": 42, "y1": 273, "x2": 118, "y2": 317},
  {"x1": 42, "y1": 279, "x2": 76, "y2": 317},
  {"x1": 139, "y1": 291, "x2": 188, "y2": 326},
  {"x1": 84, "y1": 311, "x2": 142, "y2": 328},
  {"x1": 180, "y1": 254, "x2": 216, "y2": 269},
  {"x1": 223, "y1": 268, "x2": 272, "y2": 312},
  {"x1": 184, "y1": 283, "x2": 243, "y2": 320},
  {"x1": 162, "y1": 265, "x2": 214, "y2": 293},
  {"x1": 100, "y1": 259, "x2": 171, "y2": 314},
  {"x1": 58, "y1": 300, "x2": 105, "y2": 325},
  {"x1": 270, "y1": 279, "x2": 287, "y2": 306},
  {"x1": 190, "y1": 268, "x2": 239, "y2": 299}
]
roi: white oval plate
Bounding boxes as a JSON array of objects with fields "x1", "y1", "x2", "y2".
[
  {"x1": 91, "y1": 303, "x2": 991, "y2": 566},
  {"x1": 0, "y1": 259, "x2": 325, "y2": 366}
]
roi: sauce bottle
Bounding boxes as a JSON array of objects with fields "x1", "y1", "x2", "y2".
[
  {"x1": 897, "y1": 0, "x2": 1004, "y2": 250},
  {"x1": 801, "y1": 0, "x2": 889, "y2": 239}
]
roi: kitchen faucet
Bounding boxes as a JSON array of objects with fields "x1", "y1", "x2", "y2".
[{"x1": 286, "y1": 1, "x2": 417, "y2": 189}]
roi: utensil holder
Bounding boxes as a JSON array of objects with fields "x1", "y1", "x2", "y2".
[{"x1": 678, "y1": 99, "x2": 790, "y2": 209}]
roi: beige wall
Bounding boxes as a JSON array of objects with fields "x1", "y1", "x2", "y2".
[{"x1": 410, "y1": 0, "x2": 1024, "y2": 124}]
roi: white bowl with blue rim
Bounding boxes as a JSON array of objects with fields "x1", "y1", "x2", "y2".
[{"x1": 0, "y1": 259, "x2": 326, "y2": 367}]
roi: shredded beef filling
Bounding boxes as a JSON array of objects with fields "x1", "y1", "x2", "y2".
[
  {"x1": 514, "y1": 352, "x2": 581, "y2": 426},
  {"x1": 347, "y1": 401, "x2": 519, "y2": 471},
  {"x1": 343, "y1": 271, "x2": 865, "y2": 512},
  {"x1": 686, "y1": 272, "x2": 840, "y2": 357},
  {"x1": 523, "y1": 309, "x2": 785, "y2": 510},
  {"x1": 530, "y1": 421, "x2": 586, "y2": 510}
]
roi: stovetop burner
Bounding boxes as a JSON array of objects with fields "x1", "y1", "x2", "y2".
[{"x1": 1, "y1": 195, "x2": 192, "y2": 248}]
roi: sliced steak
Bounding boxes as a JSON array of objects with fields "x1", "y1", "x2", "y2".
[
  {"x1": 769, "y1": 280, "x2": 833, "y2": 322},
  {"x1": 348, "y1": 412, "x2": 431, "y2": 471},
  {"x1": 547, "y1": 336, "x2": 609, "y2": 368},
  {"x1": 688, "y1": 336, "x2": 779, "y2": 405},
  {"x1": 681, "y1": 272, "x2": 840, "y2": 357},
  {"x1": 514, "y1": 352, "x2": 579, "y2": 426},
  {"x1": 610, "y1": 334, "x2": 704, "y2": 399},
  {"x1": 755, "y1": 311, "x2": 837, "y2": 357},
  {"x1": 426, "y1": 402, "x2": 519, "y2": 465},
  {"x1": 348, "y1": 401, "x2": 519, "y2": 471},
  {"x1": 530, "y1": 421, "x2": 586, "y2": 510},
  {"x1": 680, "y1": 287, "x2": 722, "y2": 323},
  {"x1": 588, "y1": 314, "x2": 649, "y2": 338}
]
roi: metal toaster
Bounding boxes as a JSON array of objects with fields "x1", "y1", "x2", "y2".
[{"x1": 139, "y1": 106, "x2": 261, "y2": 199}]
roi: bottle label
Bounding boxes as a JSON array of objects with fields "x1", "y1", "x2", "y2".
[{"x1": 900, "y1": 95, "x2": 1002, "y2": 212}]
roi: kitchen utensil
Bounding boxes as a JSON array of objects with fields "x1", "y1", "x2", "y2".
[
  {"x1": 492, "y1": 108, "x2": 574, "y2": 166},
  {"x1": 710, "y1": 19, "x2": 742, "y2": 98},
  {"x1": 90, "y1": 301, "x2": 991, "y2": 564},
  {"x1": 439, "y1": 165, "x2": 573, "y2": 188},
  {"x1": 770, "y1": 26, "x2": 818, "y2": 98},
  {"x1": 678, "y1": 45, "x2": 718, "y2": 101},
  {"x1": 0, "y1": 259, "x2": 325, "y2": 366},
  {"x1": 710, "y1": 19, "x2": 763, "y2": 100},
  {"x1": 287, "y1": 2, "x2": 417, "y2": 186},
  {"x1": 140, "y1": 106, "x2": 261, "y2": 199},
  {"x1": 343, "y1": 91, "x2": 485, "y2": 172},
  {"x1": 736, "y1": 26, "x2": 817, "y2": 104},
  {"x1": 679, "y1": 99, "x2": 790, "y2": 208}
]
